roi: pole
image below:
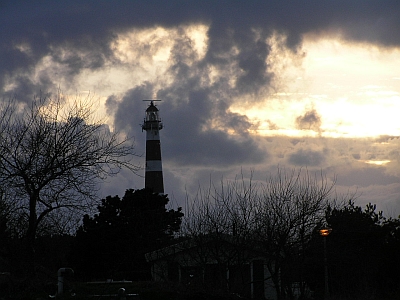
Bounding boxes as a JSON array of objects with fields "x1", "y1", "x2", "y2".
[
  {"x1": 57, "y1": 268, "x2": 74, "y2": 295},
  {"x1": 323, "y1": 236, "x2": 330, "y2": 299}
]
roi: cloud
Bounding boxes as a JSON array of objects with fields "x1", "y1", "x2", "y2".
[
  {"x1": 295, "y1": 108, "x2": 322, "y2": 131},
  {"x1": 2, "y1": 0, "x2": 400, "y2": 215},
  {"x1": 336, "y1": 167, "x2": 399, "y2": 187},
  {"x1": 288, "y1": 148, "x2": 326, "y2": 166},
  {"x1": 3, "y1": 1, "x2": 400, "y2": 100}
]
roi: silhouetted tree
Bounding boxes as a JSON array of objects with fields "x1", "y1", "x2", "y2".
[
  {"x1": 379, "y1": 217, "x2": 400, "y2": 298},
  {"x1": 181, "y1": 174, "x2": 259, "y2": 296},
  {"x1": 182, "y1": 168, "x2": 336, "y2": 299},
  {"x1": 0, "y1": 190, "x2": 11, "y2": 271},
  {"x1": 327, "y1": 202, "x2": 386, "y2": 298},
  {"x1": 70, "y1": 188, "x2": 183, "y2": 280},
  {"x1": 253, "y1": 168, "x2": 335, "y2": 299},
  {"x1": 306, "y1": 201, "x2": 400, "y2": 299},
  {"x1": 0, "y1": 93, "x2": 139, "y2": 276}
]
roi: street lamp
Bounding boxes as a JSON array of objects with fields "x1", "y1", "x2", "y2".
[{"x1": 319, "y1": 226, "x2": 332, "y2": 299}]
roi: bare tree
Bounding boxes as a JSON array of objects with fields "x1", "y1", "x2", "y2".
[
  {"x1": 180, "y1": 168, "x2": 337, "y2": 299},
  {"x1": 253, "y1": 168, "x2": 335, "y2": 299},
  {"x1": 180, "y1": 173, "x2": 264, "y2": 295},
  {"x1": 0, "y1": 92, "x2": 139, "y2": 275}
]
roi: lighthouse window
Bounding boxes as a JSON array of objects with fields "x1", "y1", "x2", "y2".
[{"x1": 150, "y1": 112, "x2": 156, "y2": 121}]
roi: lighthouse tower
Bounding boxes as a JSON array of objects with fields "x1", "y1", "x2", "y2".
[{"x1": 142, "y1": 100, "x2": 164, "y2": 194}]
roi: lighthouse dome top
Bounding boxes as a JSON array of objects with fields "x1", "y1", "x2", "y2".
[
  {"x1": 143, "y1": 100, "x2": 162, "y2": 127},
  {"x1": 146, "y1": 101, "x2": 159, "y2": 112}
]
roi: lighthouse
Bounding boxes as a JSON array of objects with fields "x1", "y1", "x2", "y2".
[{"x1": 142, "y1": 100, "x2": 164, "y2": 194}]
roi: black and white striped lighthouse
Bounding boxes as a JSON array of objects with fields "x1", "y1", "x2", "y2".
[{"x1": 142, "y1": 100, "x2": 164, "y2": 194}]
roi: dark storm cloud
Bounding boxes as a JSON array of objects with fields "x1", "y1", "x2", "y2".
[
  {"x1": 158, "y1": 38, "x2": 269, "y2": 166},
  {"x1": 336, "y1": 167, "x2": 399, "y2": 187},
  {"x1": 2, "y1": 0, "x2": 400, "y2": 100},
  {"x1": 1, "y1": 1, "x2": 116, "y2": 100},
  {"x1": 288, "y1": 148, "x2": 325, "y2": 166},
  {"x1": 111, "y1": 82, "x2": 155, "y2": 146},
  {"x1": 204, "y1": 23, "x2": 272, "y2": 96},
  {"x1": 295, "y1": 108, "x2": 322, "y2": 131}
]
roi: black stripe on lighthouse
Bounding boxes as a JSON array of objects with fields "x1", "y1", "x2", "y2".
[
  {"x1": 146, "y1": 140, "x2": 161, "y2": 160},
  {"x1": 145, "y1": 139, "x2": 164, "y2": 193}
]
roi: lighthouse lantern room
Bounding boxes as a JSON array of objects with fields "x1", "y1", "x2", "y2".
[{"x1": 142, "y1": 100, "x2": 164, "y2": 194}]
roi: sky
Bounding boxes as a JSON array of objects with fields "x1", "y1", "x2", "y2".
[{"x1": 2, "y1": 0, "x2": 400, "y2": 216}]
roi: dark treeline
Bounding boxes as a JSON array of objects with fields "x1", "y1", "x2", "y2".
[
  {"x1": 1, "y1": 186, "x2": 400, "y2": 299},
  {"x1": 0, "y1": 188, "x2": 184, "y2": 298},
  {"x1": 176, "y1": 171, "x2": 400, "y2": 300}
]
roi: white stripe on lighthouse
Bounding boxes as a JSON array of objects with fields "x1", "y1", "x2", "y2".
[
  {"x1": 146, "y1": 160, "x2": 163, "y2": 172},
  {"x1": 146, "y1": 130, "x2": 161, "y2": 140}
]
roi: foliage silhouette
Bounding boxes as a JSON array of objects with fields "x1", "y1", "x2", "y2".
[
  {"x1": 306, "y1": 201, "x2": 400, "y2": 299},
  {"x1": 70, "y1": 188, "x2": 183, "y2": 280}
]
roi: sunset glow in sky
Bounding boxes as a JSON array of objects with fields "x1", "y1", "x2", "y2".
[
  {"x1": 231, "y1": 37, "x2": 400, "y2": 139},
  {"x1": 2, "y1": 1, "x2": 400, "y2": 215}
]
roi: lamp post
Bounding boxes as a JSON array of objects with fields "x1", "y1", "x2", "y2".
[{"x1": 319, "y1": 227, "x2": 332, "y2": 299}]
